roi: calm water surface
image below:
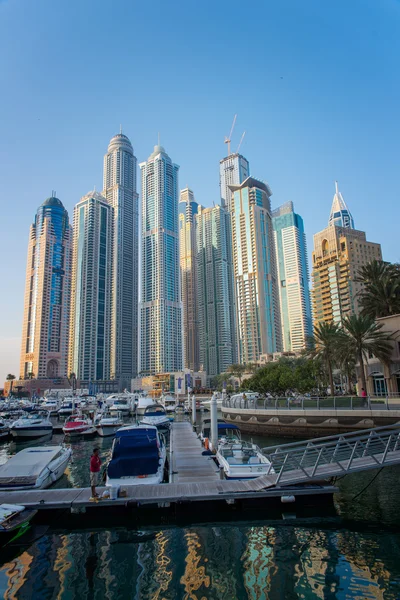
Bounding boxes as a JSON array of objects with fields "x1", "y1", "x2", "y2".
[{"x1": 0, "y1": 417, "x2": 400, "y2": 599}]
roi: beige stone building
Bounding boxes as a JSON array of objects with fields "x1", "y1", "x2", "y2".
[{"x1": 312, "y1": 183, "x2": 381, "y2": 326}]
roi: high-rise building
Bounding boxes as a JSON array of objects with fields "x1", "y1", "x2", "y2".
[
  {"x1": 219, "y1": 153, "x2": 250, "y2": 211},
  {"x1": 179, "y1": 188, "x2": 200, "y2": 371},
  {"x1": 68, "y1": 191, "x2": 113, "y2": 381},
  {"x1": 312, "y1": 183, "x2": 382, "y2": 326},
  {"x1": 140, "y1": 145, "x2": 182, "y2": 374},
  {"x1": 20, "y1": 196, "x2": 72, "y2": 380},
  {"x1": 196, "y1": 205, "x2": 235, "y2": 376},
  {"x1": 103, "y1": 132, "x2": 139, "y2": 388},
  {"x1": 230, "y1": 177, "x2": 282, "y2": 363},
  {"x1": 272, "y1": 202, "x2": 313, "y2": 352}
]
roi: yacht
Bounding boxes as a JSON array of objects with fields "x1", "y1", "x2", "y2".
[
  {"x1": 109, "y1": 397, "x2": 133, "y2": 417},
  {"x1": 140, "y1": 404, "x2": 170, "y2": 429},
  {"x1": 159, "y1": 394, "x2": 176, "y2": 414},
  {"x1": 216, "y1": 441, "x2": 274, "y2": 480},
  {"x1": 58, "y1": 399, "x2": 77, "y2": 417},
  {"x1": 135, "y1": 394, "x2": 154, "y2": 415},
  {"x1": 62, "y1": 415, "x2": 96, "y2": 438},
  {"x1": 10, "y1": 411, "x2": 53, "y2": 439},
  {"x1": 0, "y1": 446, "x2": 72, "y2": 490},
  {"x1": 199, "y1": 420, "x2": 241, "y2": 451},
  {"x1": 41, "y1": 398, "x2": 60, "y2": 415},
  {"x1": 106, "y1": 425, "x2": 166, "y2": 487},
  {"x1": 94, "y1": 410, "x2": 124, "y2": 437}
]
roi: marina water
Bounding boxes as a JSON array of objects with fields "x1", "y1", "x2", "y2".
[{"x1": 0, "y1": 419, "x2": 400, "y2": 598}]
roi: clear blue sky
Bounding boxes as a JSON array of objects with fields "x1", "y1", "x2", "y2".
[{"x1": 0, "y1": 0, "x2": 399, "y2": 380}]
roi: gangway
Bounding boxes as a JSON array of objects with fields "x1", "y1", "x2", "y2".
[{"x1": 256, "y1": 424, "x2": 400, "y2": 487}]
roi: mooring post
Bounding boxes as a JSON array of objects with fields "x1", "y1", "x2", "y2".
[
  {"x1": 211, "y1": 392, "x2": 218, "y2": 451},
  {"x1": 192, "y1": 393, "x2": 197, "y2": 426}
]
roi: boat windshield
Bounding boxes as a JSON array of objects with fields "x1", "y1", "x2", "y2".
[
  {"x1": 114, "y1": 400, "x2": 128, "y2": 406},
  {"x1": 145, "y1": 406, "x2": 166, "y2": 416}
]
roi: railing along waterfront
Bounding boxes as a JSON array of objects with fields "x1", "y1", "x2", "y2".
[
  {"x1": 259, "y1": 424, "x2": 400, "y2": 485},
  {"x1": 223, "y1": 395, "x2": 400, "y2": 411}
]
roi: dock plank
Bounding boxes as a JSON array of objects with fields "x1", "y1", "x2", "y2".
[{"x1": 170, "y1": 422, "x2": 220, "y2": 484}]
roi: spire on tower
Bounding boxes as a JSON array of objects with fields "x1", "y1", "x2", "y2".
[{"x1": 328, "y1": 181, "x2": 355, "y2": 229}]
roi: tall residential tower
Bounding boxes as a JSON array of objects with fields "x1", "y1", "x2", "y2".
[
  {"x1": 179, "y1": 188, "x2": 200, "y2": 371},
  {"x1": 20, "y1": 196, "x2": 72, "y2": 380},
  {"x1": 140, "y1": 145, "x2": 182, "y2": 374},
  {"x1": 68, "y1": 191, "x2": 113, "y2": 382},
  {"x1": 272, "y1": 202, "x2": 312, "y2": 352},
  {"x1": 103, "y1": 132, "x2": 139, "y2": 388},
  {"x1": 312, "y1": 183, "x2": 382, "y2": 325},
  {"x1": 230, "y1": 177, "x2": 282, "y2": 362}
]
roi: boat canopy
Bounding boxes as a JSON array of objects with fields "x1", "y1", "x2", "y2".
[
  {"x1": 144, "y1": 404, "x2": 166, "y2": 416},
  {"x1": 0, "y1": 447, "x2": 62, "y2": 487},
  {"x1": 108, "y1": 428, "x2": 160, "y2": 479}
]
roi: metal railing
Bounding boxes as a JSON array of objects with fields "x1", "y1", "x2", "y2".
[
  {"x1": 222, "y1": 395, "x2": 400, "y2": 411},
  {"x1": 259, "y1": 424, "x2": 400, "y2": 486}
]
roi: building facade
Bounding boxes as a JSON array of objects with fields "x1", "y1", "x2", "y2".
[
  {"x1": 103, "y1": 133, "x2": 139, "y2": 387},
  {"x1": 68, "y1": 191, "x2": 113, "y2": 381},
  {"x1": 312, "y1": 184, "x2": 382, "y2": 326},
  {"x1": 272, "y1": 201, "x2": 312, "y2": 351},
  {"x1": 219, "y1": 153, "x2": 250, "y2": 211},
  {"x1": 230, "y1": 177, "x2": 282, "y2": 363},
  {"x1": 196, "y1": 204, "x2": 236, "y2": 377},
  {"x1": 140, "y1": 145, "x2": 182, "y2": 374},
  {"x1": 20, "y1": 196, "x2": 72, "y2": 380},
  {"x1": 179, "y1": 188, "x2": 200, "y2": 371}
]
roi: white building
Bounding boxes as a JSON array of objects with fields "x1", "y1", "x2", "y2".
[
  {"x1": 103, "y1": 132, "x2": 139, "y2": 388},
  {"x1": 140, "y1": 145, "x2": 183, "y2": 375}
]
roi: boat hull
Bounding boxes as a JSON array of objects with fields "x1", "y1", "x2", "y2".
[
  {"x1": 0, "y1": 449, "x2": 72, "y2": 491},
  {"x1": 11, "y1": 427, "x2": 53, "y2": 439},
  {"x1": 96, "y1": 425, "x2": 121, "y2": 437}
]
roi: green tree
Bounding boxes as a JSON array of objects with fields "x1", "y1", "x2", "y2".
[
  {"x1": 227, "y1": 364, "x2": 246, "y2": 386},
  {"x1": 340, "y1": 314, "x2": 392, "y2": 394},
  {"x1": 356, "y1": 260, "x2": 400, "y2": 319},
  {"x1": 6, "y1": 373, "x2": 16, "y2": 395},
  {"x1": 308, "y1": 322, "x2": 343, "y2": 396}
]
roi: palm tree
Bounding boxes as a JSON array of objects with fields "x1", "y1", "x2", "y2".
[
  {"x1": 308, "y1": 322, "x2": 343, "y2": 396},
  {"x1": 341, "y1": 314, "x2": 392, "y2": 394},
  {"x1": 356, "y1": 260, "x2": 400, "y2": 319},
  {"x1": 6, "y1": 374, "x2": 16, "y2": 396}
]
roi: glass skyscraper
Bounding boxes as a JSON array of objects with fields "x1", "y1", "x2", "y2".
[
  {"x1": 68, "y1": 191, "x2": 113, "y2": 381},
  {"x1": 219, "y1": 153, "x2": 250, "y2": 211},
  {"x1": 272, "y1": 202, "x2": 312, "y2": 352},
  {"x1": 179, "y1": 188, "x2": 200, "y2": 371},
  {"x1": 196, "y1": 205, "x2": 235, "y2": 376},
  {"x1": 20, "y1": 196, "x2": 72, "y2": 380},
  {"x1": 230, "y1": 177, "x2": 282, "y2": 362},
  {"x1": 103, "y1": 133, "x2": 138, "y2": 388},
  {"x1": 140, "y1": 145, "x2": 182, "y2": 374}
]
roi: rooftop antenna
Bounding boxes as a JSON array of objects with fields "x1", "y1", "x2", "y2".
[
  {"x1": 335, "y1": 180, "x2": 339, "y2": 195},
  {"x1": 158, "y1": 132, "x2": 160, "y2": 146},
  {"x1": 224, "y1": 114, "x2": 237, "y2": 156},
  {"x1": 236, "y1": 131, "x2": 246, "y2": 153},
  {"x1": 120, "y1": 124, "x2": 122, "y2": 134}
]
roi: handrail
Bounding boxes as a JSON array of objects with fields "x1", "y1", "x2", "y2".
[{"x1": 222, "y1": 395, "x2": 400, "y2": 411}]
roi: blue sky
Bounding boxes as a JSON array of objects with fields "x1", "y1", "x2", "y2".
[{"x1": 0, "y1": 0, "x2": 399, "y2": 380}]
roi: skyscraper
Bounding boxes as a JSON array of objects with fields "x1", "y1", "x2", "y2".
[
  {"x1": 103, "y1": 132, "x2": 138, "y2": 388},
  {"x1": 272, "y1": 202, "x2": 312, "y2": 352},
  {"x1": 230, "y1": 177, "x2": 282, "y2": 363},
  {"x1": 219, "y1": 153, "x2": 250, "y2": 211},
  {"x1": 196, "y1": 204, "x2": 235, "y2": 377},
  {"x1": 312, "y1": 183, "x2": 382, "y2": 326},
  {"x1": 20, "y1": 196, "x2": 72, "y2": 380},
  {"x1": 68, "y1": 191, "x2": 113, "y2": 382},
  {"x1": 179, "y1": 188, "x2": 200, "y2": 371},
  {"x1": 140, "y1": 145, "x2": 182, "y2": 375}
]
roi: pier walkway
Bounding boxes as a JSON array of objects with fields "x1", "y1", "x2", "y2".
[{"x1": 170, "y1": 421, "x2": 219, "y2": 483}]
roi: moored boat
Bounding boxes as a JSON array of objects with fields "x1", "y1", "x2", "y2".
[
  {"x1": 41, "y1": 398, "x2": 60, "y2": 415},
  {"x1": 199, "y1": 420, "x2": 241, "y2": 451},
  {"x1": 10, "y1": 411, "x2": 53, "y2": 439},
  {"x1": 106, "y1": 425, "x2": 166, "y2": 487},
  {"x1": 62, "y1": 415, "x2": 96, "y2": 438},
  {"x1": 94, "y1": 411, "x2": 124, "y2": 437},
  {"x1": 216, "y1": 441, "x2": 274, "y2": 480},
  {"x1": 135, "y1": 394, "x2": 154, "y2": 415},
  {"x1": 0, "y1": 504, "x2": 37, "y2": 545},
  {"x1": 159, "y1": 394, "x2": 176, "y2": 414},
  {"x1": 109, "y1": 398, "x2": 133, "y2": 417},
  {"x1": 0, "y1": 446, "x2": 72, "y2": 490},
  {"x1": 140, "y1": 404, "x2": 170, "y2": 429}
]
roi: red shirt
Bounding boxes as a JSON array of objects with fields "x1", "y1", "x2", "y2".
[{"x1": 90, "y1": 455, "x2": 101, "y2": 473}]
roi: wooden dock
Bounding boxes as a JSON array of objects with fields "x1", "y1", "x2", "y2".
[{"x1": 170, "y1": 422, "x2": 220, "y2": 483}]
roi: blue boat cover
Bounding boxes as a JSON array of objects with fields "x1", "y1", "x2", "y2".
[
  {"x1": 218, "y1": 423, "x2": 239, "y2": 431},
  {"x1": 108, "y1": 428, "x2": 161, "y2": 479}
]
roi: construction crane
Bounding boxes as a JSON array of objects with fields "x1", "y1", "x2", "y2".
[
  {"x1": 224, "y1": 114, "x2": 237, "y2": 156},
  {"x1": 236, "y1": 131, "x2": 246, "y2": 154}
]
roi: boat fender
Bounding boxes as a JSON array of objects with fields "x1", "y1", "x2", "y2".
[
  {"x1": 50, "y1": 472, "x2": 57, "y2": 482},
  {"x1": 204, "y1": 438, "x2": 209, "y2": 450}
]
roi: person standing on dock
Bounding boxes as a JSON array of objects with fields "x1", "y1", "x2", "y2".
[{"x1": 90, "y1": 448, "x2": 101, "y2": 499}]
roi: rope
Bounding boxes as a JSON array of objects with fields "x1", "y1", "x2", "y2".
[{"x1": 351, "y1": 468, "x2": 383, "y2": 501}]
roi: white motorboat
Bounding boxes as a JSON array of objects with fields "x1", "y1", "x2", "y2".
[
  {"x1": 0, "y1": 504, "x2": 37, "y2": 544},
  {"x1": 109, "y1": 398, "x2": 133, "y2": 416},
  {"x1": 135, "y1": 394, "x2": 154, "y2": 415},
  {"x1": 10, "y1": 411, "x2": 53, "y2": 439},
  {"x1": 0, "y1": 421, "x2": 10, "y2": 440},
  {"x1": 159, "y1": 394, "x2": 176, "y2": 414},
  {"x1": 199, "y1": 420, "x2": 241, "y2": 451},
  {"x1": 62, "y1": 415, "x2": 96, "y2": 438},
  {"x1": 58, "y1": 399, "x2": 77, "y2": 417},
  {"x1": 41, "y1": 398, "x2": 60, "y2": 415},
  {"x1": 106, "y1": 425, "x2": 166, "y2": 487},
  {"x1": 140, "y1": 404, "x2": 170, "y2": 429},
  {"x1": 216, "y1": 441, "x2": 274, "y2": 480},
  {"x1": 94, "y1": 411, "x2": 124, "y2": 437},
  {"x1": 0, "y1": 446, "x2": 72, "y2": 491}
]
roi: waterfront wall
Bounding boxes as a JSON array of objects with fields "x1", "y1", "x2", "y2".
[{"x1": 221, "y1": 406, "x2": 400, "y2": 438}]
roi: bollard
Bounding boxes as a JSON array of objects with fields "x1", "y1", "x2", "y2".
[
  {"x1": 210, "y1": 392, "x2": 218, "y2": 451},
  {"x1": 192, "y1": 393, "x2": 197, "y2": 426}
]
